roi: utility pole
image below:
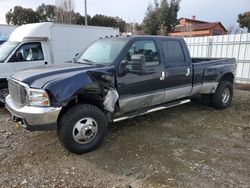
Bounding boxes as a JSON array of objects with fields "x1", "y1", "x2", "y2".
[{"x1": 84, "y1": 0, "x2": 88, "y2": 26}]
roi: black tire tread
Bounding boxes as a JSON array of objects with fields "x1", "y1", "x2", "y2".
[{"x1": 212, "y1": 80, "x2": 233, "y2": 109}]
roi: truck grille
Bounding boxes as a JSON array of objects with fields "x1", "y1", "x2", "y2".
[{"x1": 8, "y1": 79, "x2": 27, "y2": 106}]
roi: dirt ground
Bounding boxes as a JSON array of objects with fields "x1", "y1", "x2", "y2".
[
  {"x1": 235, "y1": 83, "x2": 250, "y2": 91},
  {"x1": 0, "y1": 89, "x2": 250, "y2": 188}
]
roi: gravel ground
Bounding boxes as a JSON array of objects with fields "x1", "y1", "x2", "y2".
[{"x1": 0, "y1": 90, "x2": 250, "y2": 188}]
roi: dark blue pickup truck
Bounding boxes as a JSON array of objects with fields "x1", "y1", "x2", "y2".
[{"x1": 6, "y1": 36, "x2": 236, "y2": 154}]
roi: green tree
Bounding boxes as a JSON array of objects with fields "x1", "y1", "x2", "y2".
[
  {"x1": 36, "y1": 3, "x2": 56, "y2": 22},
  {"x1": 237, "y1": 11, "x2": 250, "y2": 32},
  {"x1": 159, "y1": 0, "x2": 180, "y2": 35},
  {"x1": 143, "y1": 4, "x2": 160, "y2": 35},
  {"x1": 6, "y1": 6, "x2": 40, "y2": 25},
  {"x1": 114, "y1": 17, "x2": 126, "y2": 33},
  {"x1": 90, "y1": 14, "x2": 126, "y2": 32},
  {"x1": 73, "y1": 13, "x2": 91, "y2": 25},
  {"x1": 5, "y1": 3, "x2": 127, "y2": 28},
  {"x1": 143, "y1": 0, "x2": 180, "y2": 35},
  {"x1": 91, "y1": 15, "x2": 116, "y2": 27}
]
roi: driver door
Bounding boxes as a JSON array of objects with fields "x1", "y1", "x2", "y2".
[{"x1": 117, "y1": 39, "x2": 165, "y2": 113}]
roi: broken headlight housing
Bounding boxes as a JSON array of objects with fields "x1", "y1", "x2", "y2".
[{"x1": 27, "y1": 88, "x2": 50, "y2": 107}]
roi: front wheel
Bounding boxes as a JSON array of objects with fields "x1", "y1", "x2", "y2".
[
  {"x1": 212, "y1": 81, "x2": 233, "y2": 109},
  {"x1": 58, "y1": 104, "x2": 107, "y2": 154}
]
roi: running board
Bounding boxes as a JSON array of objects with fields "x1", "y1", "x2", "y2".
[{"x1": 113, "y1": 99, "x2": 191, "y2": 123}]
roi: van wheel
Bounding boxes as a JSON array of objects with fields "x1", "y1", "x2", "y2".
[
  {"x1": 212, "y1": 81, "x2": 233, "y2": 109},
  {"x1": 58, "y1": 104, "x2": 107, "y2": 154},
  {"x1": 0, "y1": 83, "x2": 8, "y2": 107}
]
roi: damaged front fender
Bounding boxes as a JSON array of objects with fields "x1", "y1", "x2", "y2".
[
  {"x1": 88, "y1": 70, "x2": 119, "y2": 113},
  {"x1": 103, "y1": 88, "x2": 119, "y2": 112},
  {"x1": 44, "y1": 67, "x2": 120, "y2": 113}
]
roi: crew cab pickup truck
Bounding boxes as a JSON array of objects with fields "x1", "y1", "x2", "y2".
[{"x1": 6, "y1": 36, "x2": 236, "y2": 154}]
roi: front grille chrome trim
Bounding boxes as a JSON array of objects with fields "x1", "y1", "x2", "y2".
[
  {"x1": 8, "y1": 78, "x2": 30, "y2": 107},
  {"x1": 8, "y1": 78, "x2": 30, "y2": 89}
]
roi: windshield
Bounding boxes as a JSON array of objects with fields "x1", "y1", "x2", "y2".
[
  {"x1": 0, "y1": 41, "x2": 19, "y2": 63},
  {"x1": 76, "y1": 39, "x2": 128, "y2": 65}
]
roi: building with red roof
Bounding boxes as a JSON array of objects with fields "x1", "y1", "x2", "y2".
[{"x1": 170, "y1": 16, "x2": 227, "y2": 37}]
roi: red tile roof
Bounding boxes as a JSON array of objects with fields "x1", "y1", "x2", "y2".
[
  {"x1": 179, "y1": 17, "x2": 209, "y2": 24},
  {"x1": 173, "y1": 22, "x2": 227, "y2": 32}
]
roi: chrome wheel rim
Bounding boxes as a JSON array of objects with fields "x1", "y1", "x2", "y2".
[
  {"x1": 222, "y1": 88, "x2": 230, "y2": 104},
  {"x1": 72, "y1": 117, "x2": 98, "y2": 144},
  {"x1": 0, "y1": 88, "x2": 8, "y2": 103}
]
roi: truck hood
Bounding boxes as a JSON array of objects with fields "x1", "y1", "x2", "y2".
[{"x1": 10, "y1": 63, "x2": 98, "y2": 88}]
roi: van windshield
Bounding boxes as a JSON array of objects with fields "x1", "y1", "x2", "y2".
[
  {"x1": 76, "y1": 39, "x2": 128, "y2": 65},
  {"x1": 0, "y1": 41, "x2": 20, "y2": 63}
]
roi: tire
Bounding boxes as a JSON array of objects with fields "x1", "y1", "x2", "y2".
[
  {"x1": 0, "y1": 83, "x2": 8, "y2": 108},
  {"x1": 58, "y1": 104, "x2": 107, "y2": 154},
  {"x1": 212, "y1": 80, "x2": 233, "y2": 109}
]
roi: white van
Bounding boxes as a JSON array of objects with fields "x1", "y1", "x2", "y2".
[
  {"x1": 0, "y1": 22, "x2": 119, "y2": 105},
  {"x1": 0, "y1": 24, "x2": 17, "y2": 45}
]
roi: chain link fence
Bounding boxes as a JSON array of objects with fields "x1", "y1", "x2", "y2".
[{"x1": 184, "y1": 33, "x2": 250, "y2": 83}]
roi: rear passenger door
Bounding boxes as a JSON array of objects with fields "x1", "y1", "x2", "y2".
[{"x1": 161, "y1": 39, "x2": 192, "y2": 102}]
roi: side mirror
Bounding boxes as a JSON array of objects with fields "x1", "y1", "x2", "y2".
[
  {"x1": 117, "y1": 60, "x2": 127, "y2": 76},
  {"x1": 129, "y1": 54, "x2": 146, "y2": 73}
]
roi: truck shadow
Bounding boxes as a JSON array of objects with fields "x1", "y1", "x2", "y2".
[{"x1": 79, "y1": 95, "x2": 215, "y2": 183}]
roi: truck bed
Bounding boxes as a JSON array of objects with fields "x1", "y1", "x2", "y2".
[
  {"x1": 191, "y1": 57, "x2": 236, "y2": 87},
  {"x1": 192, "y1": 57, "x2": 234, "y2": 64}
]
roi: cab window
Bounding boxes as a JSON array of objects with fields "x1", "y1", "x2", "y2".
[
  {"x1": 9, "y1": 42, "x2": 44, "y2": 62},
  {"x1": 162, "y1": 40, "x2": 185, "y2": 64},
  {"x1": 124, "y1": 40, "x2": 160, "y2": 67}
]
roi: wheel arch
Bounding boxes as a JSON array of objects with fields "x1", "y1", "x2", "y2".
[
  {"x1": 57, "y1": 93, "x2": 105, "y2": 124},
  {"x1": 219, "y1": 72, "x2": 234, "y2": 84}
]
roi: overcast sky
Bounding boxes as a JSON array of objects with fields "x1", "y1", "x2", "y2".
[{"x1": 0, "y1": 0, "x2": 249, "y2": 28}]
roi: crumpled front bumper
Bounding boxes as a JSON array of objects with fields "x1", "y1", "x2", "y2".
[{"x1": 5, "y1": 95, "x2": 62, "y2": 131}]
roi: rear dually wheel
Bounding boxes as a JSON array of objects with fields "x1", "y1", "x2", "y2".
[{"x1": 212, "y1": 80, "x2": 233, "y2": 109}]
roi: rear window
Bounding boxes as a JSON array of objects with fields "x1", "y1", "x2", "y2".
[{"x1": 162, "y1": 40, "x2": 185, "y2": 64}]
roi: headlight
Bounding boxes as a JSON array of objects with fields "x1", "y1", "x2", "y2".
[{"x1": 27, "y1": 88, "x2": 50, "y2": 107}]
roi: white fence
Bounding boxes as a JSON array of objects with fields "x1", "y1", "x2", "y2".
[{"x1": 184, "y1": 33, "x2": 250, "y2": 83}]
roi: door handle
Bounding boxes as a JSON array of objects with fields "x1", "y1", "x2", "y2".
[
  {"x1": 160, "y1": 71, "x2": 165, "y2": 80},
  {"x1": 186, "y1": 68, "x2": 190, "y2": 76},
  {"x1": 44, "y1": 61, "x2": 48, "y2": 65}
]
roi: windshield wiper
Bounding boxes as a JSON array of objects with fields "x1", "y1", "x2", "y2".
[{"x1": 78, "y1": 58, "x2": 96, "y2": 66}]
